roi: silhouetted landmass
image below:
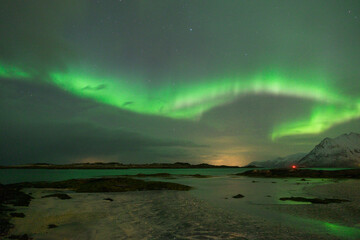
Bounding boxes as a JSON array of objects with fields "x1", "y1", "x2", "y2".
[
  {"x1": 126, "y1": 173, "x2": 212, "y2": 178},
  {"x1": 0, "y1": 162, "x2": 239, "y2": 169},
  {"x1": 132, "y1": 173, "x2": 173, "y2": 178},
  {"x1": 8, "y1": 234, "x2": 31, "y2": 240},
  {"x1": 279, "y1": 197, "x2": 350, "y2": 204},
  {"x1": 41, "y1": 193, "x2": 72, "y2": 200},
  {"x1": 238, "y1": 168, "x2": 360, "y2": 178},
  {"x1": 10, "y1": 213, "x2": 25, "y2": 218},
  {"x1": 9, "y1": 177, "x2": 192, "y2": 193},
  {"x1": 48, "y1": 224, "x2": 58, "y2": 229},
  {"x1": 239, "y1": 165, "x2": 263, "y2": 168},
  {"x1": 232, "y1": 194, "x2": 245, "y2": 199}
]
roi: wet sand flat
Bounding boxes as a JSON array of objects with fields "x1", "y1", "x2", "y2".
[
  {"x1": 267, "y1": 180, "x2": 360, "y2": 230},
  {"x1": 7, "y1": 186, "x2": 348, "y2": 240}
]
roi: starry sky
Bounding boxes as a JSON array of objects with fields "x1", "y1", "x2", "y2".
[{"x1": 1, "y1": 0, "x2": 360, "y2": 166}]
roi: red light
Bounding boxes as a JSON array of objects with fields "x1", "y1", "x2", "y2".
[{"x1": 292, "y1": 165, "x2": 297, "y2": 169}]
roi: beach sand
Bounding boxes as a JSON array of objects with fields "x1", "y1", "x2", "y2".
[{"x1": 7, "y1": 181, "x2": 358, "y2": 240}]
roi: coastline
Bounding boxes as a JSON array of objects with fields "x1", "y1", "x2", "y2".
[
  {"x1": 268, "y1": 179, "x2": 360, "y2": 227},
  {"x1": 2, "y1": 169, "x2": 360, "y2": 240},
  {"x1": 2, "y1": 177, "x2": 359, "y2": 239},
  {"x1": 0, "y1": 162, "x2": 240, "y2": 170},
  {"x1": 7, "y1": 187, "x2": 346, "y2": 240}
]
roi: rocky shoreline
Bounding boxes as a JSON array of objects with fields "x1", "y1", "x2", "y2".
[
  {"x1": 6, "y1": 188, "x2": 347, "y2": 240},
  {"x1": 238, "y1": 168, "x2": 360, "y2": 178},
  {"x1": 0, "y1": 177, "x2": 192, "y2": 239},
  {"x1": 8, "y1": 177, "x2": 192, "y2": 193},
  {"x1": 0, "y1": 184, "x2": 32, "y2": 239}
]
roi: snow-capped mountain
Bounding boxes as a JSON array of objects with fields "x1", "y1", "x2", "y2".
[
  {"x1": 249, "y1": 152, "x2": 306, "y2": 168},
  {"x1": 298, "y1": 132, "x2": 360, "y2": 167},
  {"x1": 248, "y1": 132, "x2": 360, "y2": 168}
]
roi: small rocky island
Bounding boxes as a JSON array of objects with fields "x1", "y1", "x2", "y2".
[{"x1": 7, "y1": 177, "x2": 192, "y2": 193}]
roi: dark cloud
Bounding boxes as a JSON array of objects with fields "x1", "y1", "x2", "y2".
[
  {"x1": 0, "y1": 119, "x2": 204, "y2": 164},
  {"x1": 122, "y1": 101, "x2": 134, "y2": 107},
  {"x1": 82, "y1": 84, "x2": 107, "y2": 91},
  {"x1": 0, "y1": 79, "x2": 205, "y2": 164}
]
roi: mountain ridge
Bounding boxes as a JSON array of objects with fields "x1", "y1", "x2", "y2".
[
  {"x1": 298, "y1": 132, "x2": 360, "y2": 167},
  {"x1": 249, "y1": 132, "x2": 360, "y2": 168}
]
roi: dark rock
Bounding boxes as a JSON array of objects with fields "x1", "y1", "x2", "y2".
[
  {"x1": 252, "y1": 180, "x2": 258, "y2": 183},
  {"x1": 48, "y1": 224, "x2": 58, "y2": 229},
  {"x1": 266, "y1": 195, "x2": 271, "y2": 197},
  {"x1": 129, "y1": 173, "x2": 211, "y2": 178},
  {"x1": 10, "y1": 213, "x2": 25, "y2": 218},
  {"x1": 0, "y1": 185, "x2": 32, "y2": 236},
  {"x1": 271, "y1": 182, "x2": 277, "y2": 183},
  {"x1": 13, "y1": 177, "x2": 192, "y2": 193},
  {"x1": 0, "y1": 184, "x2": 32, "y2": 206},
  {"x1": 8, "y1": 234, "x2": 31, "y2": 240},
  {"x1": 0, "y1": 218, "x2": 14, "y2": 237},
  {"x1": 42, "y1": 194, "x2": 71, "y2": 200},
  {"x1": 104, "y1": 198, "x2": 113, "y2": 202},
  {"x1": 0, "y1": 205, "x2": 15, "y2": 212},
  {"x1": 232, "y1": 194, "x2": 245, "y2": 199},
  {"x1": 279, "y1": 197, "x2": 350, "y2": 204},
  {"x1": 238, "y1": 169, "x2": 360, "y2": 178},
  {"x1": 300, "y1": 178, "x2": 307, "y2": 181}
]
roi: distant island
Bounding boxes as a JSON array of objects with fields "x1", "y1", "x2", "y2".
[{"x1": 0, "y1": 162, "x2": 240, "y2": 169}]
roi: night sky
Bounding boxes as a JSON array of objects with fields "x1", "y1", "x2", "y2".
[{"x1": 1, "y1": 0, "x2": 360, "y2": 166}]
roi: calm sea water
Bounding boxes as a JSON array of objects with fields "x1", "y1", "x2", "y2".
[
  {"x1": 0, "y1": 167, "x2": 349, "y2": 184},
  {"x1": 0, "y1": 168, "x2": 246, "y2": 184}
]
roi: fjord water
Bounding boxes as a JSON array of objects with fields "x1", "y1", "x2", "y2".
[
  {"x1": 0, "y1": 167, "x2": 349, "y2": 184},
  {"x1": 0, "y1": 168, "x2": 245, "y2": 184}
]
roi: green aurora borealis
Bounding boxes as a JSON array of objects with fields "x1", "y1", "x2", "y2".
[
  {"x1": 2, "y1": 62, "x2": 359, "y2": 140},
  {"x1": 1, "y1": 0, "x2": 360, "y2": 165}
]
